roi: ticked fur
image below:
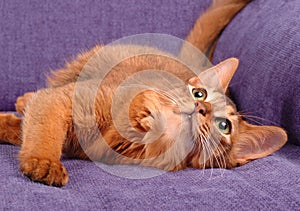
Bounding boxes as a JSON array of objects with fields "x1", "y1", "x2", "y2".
[{"x1": 0, "y1": 0, "x2": 287, "y2": 187}]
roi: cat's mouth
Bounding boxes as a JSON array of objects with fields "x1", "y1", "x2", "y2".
[
  {"x1": 171, "y1": 109, "x2": 203, "y2": 132},
  {"x1": 173, "y1": 105, "x2": 213, "y2": 140}
]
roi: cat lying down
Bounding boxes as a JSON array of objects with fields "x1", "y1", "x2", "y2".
[{"x1": 0, "y1": 0, "x2": 287, "y2": 187}]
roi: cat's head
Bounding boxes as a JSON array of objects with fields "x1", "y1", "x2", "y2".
[
  {"x1": 186, "y1": 58, "x2": 287, "y2": 168},
  {"x1": 129, "y1": 58, "x2": 287, "y2": 169}
]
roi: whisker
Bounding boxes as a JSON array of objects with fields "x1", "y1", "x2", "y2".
[
  {"x1": 207, "y1": 133, "x2": 223, "y2": 169},
  {"x1": 200, "y1": 134, "x2": 207, "y2": 169},
  {"x1": 236, "y1": 110, "x2": 258, "y2": 116},
  {"x1": 201, "y1": 131, "x2": 214, "y2": 169},
  {"x1": 196, "y1": 127, "x2": 207, "y2": 169},
  {"x1": 205, "y1": 135, "x2": 215, "y2": 180},
  {"x1": 216, "y1": 141, "x2": 227, "y2": 170},
  {"x1": 206, "y1": 128, "x2": 228, "y2": 171},
  {"x1": 237, "y1": 114, "x2": 279, "y2": 125}
]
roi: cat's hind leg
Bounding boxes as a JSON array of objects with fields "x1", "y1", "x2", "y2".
[{"x1": 0, "y1": 113, "x2": 22, "y2": 146}]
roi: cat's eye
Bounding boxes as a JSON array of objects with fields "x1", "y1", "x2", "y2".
[
  {"x1": 192, "y1": 88, "x2": 207, "y2": 101},
  {"x1": 215, "y1": 117, "x2": 231, "y2": 135}
]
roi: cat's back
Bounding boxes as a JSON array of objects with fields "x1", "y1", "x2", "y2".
[{"x1": 48, "y1": 44, "x2": 198, "y2": 89}]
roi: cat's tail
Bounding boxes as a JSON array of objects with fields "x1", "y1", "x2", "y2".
[
  {"x1": 180, "y1": 0, "x2": 251, "y2": 60},
  {"x1": 0, "y1": 113, "x2": 22, "y2": 146}
]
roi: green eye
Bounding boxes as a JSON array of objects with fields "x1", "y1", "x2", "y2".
[
  {"x1": 215, "y1": 118, "x2": 232, "y2": 135},
  {"x1": 192, "y1": 88, "x2": 207, "y2": 101}
]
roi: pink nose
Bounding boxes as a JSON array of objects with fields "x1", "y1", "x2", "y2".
[{"x1": 195, "y1": 101, "x2": 209, "y2": 116}]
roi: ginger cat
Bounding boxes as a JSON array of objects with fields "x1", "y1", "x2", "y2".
[{"x1": 0, "y1": 0, "x2": 287, "y2": 187}]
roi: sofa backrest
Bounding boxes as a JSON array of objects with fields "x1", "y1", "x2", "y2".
[{"x1": 0, "y1": 0, "x2": 209, "y2": 111}]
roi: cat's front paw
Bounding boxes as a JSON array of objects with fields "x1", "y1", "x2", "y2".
[{"x1": 20, "y1": 158, "x2": 69, "y2": 187}]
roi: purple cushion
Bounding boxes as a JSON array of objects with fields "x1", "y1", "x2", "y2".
[
  {"x1": 1, "y1": 0, "x2": 300, "y2": 210},
  {"x1": 1, "y1": 144, "x2": 300, "y2": 210},
  {"x1": 213, "y1": 0, "x2": 300, "y2": 145}
]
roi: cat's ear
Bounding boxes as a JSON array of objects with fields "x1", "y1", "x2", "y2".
[
  {"x1": 230, "y1": 121, "x2": 287, "y2": 166},
  {"x1": 198, "y1": 58, "x2": 239, "y2": 91}
]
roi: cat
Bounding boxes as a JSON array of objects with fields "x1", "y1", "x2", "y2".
[{"x1": 0, "y1": 0, "x2": 287, "y2": 187}]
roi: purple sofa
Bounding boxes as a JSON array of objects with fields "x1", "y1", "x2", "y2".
[{"x1": 1, "y1": 0, "x2": 299, "y2": 210}]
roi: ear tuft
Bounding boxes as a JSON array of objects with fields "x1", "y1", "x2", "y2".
[{"x1": 231, "y1": 121, "x2": 287, "y2": 165}]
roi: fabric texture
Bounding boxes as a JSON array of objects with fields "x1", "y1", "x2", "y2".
[
  {"x1": 1, "y1": 144, "x2": 300, "y2": 210},
  {"x1": 0, "y1": 0, "x2": 209, "y2": 111},
  {"x1": 0, "y1": 0, "x2": 299, "y2": 210}
]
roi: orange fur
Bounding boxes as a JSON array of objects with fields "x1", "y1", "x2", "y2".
[
  {"x1": 0, "y1": 0, "x2": 287, "y2": 187},
  {"x1": 0, "y1": 113, "x2": 22, "y2": 146},
  {"x1": 180, "y1": 0, "x2": 252, "y2": 59},
  {"x1": 15, "y1": 92, "x2": 34, "y2": 115}
]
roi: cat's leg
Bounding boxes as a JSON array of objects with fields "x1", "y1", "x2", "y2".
[
  {"x1": 0, "y1": 113, "x2": 22, "y2": 146},
  {"x1": 15, "y1": 92, "x2": 34, "y2": 114},
  {"x1": 0, "y1": 92, "x2": 34, "y2": 145},
  {"x1": 18, "y1": 86, "x2": 73, "y2": 186}
]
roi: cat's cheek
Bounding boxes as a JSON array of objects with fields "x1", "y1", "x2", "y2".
[
  {"x1": 164, "y1": 115, "x2": 188, "y2": 141},
  {"x1": 192, "y1": 115, "x2": 213, "y2": 135},
  {"x1": 210, "y1": 126, "x2": 231, "y2": 145},
  {"x1": 220, "y1": 135, "x2": 231, "y2": 145}
]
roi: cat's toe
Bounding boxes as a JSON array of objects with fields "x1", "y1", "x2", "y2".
[
  {"x1": 20, "y1": 158, "x2": 69, "y2": 187},
  {"x1": 15, "y1": 92, "x2": 34, "y2": 114},
  {"x1": 15, "y1": 97, "x2": 26, "y2": 114}
]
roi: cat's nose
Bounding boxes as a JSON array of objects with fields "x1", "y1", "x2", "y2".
[{"x1": 195, "y1": 101, "x2": 209, "y2": 116}]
